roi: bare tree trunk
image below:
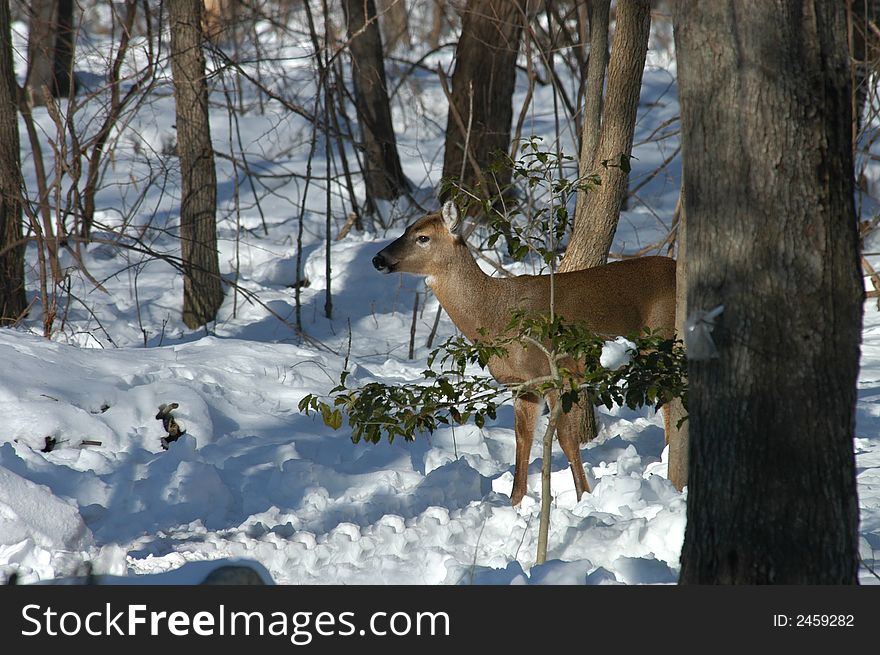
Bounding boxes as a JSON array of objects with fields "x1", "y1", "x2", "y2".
[
  {"x1": 558, "y1": 1, "x2": 649, "y2": 446},
  {"x1": 675, "y1": 0, "x2": 861, "y2": 584},
  {"x1": 202, "y1": 0, "x2": 232, "y2": 42},
  {"x1": 169, "y1": 0, "x2": 224, "y2": 329},
  {"x1": 52, "y1": 0, "x2": 74, "y2": 97},
  {"x1": 849, "y1": 0, "x2": 880, "y2": 139},
  {"x1": 427, "y1": 0, "x2": 447, "y2": 50},
  {"x1": 80, "y1": 0, "x2": 145, "y2": 240},
  {"x1": 441, "y1": 0, "x2": 525, "y2": 207},
  {"x1": 377, "y1": 0, "x2": 411, "y2": 52},
  {"x1": 0, "y1": 0, "x2": 25, "y2": 325},
  {"x1": 579, "y1": 0, "x2": 610, "y2": 175},
  {"x1": 560, "y1": 0, "x2": 650, "y2": 271},
  {"x1": 343, "y1": 0, "x2": 408, "y2": 217},
  {"x1": 667, "y1": 190, "x2": 688, "y2": 491},
  {"x1": 24, "y1": 0, "x2": 75, "y2": 106}
]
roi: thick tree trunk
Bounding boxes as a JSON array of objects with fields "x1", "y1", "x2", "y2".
[
  {"x1": 561, "y1": 0, "x2": 650, "y2": 271},
  {"x1": 675, "y1": 0, "x2": 862, "y2": 584},
  {"x1": 25, "y1": 0, "x2": 75, "y2": 106},
  {"x1": 343, "y1": 0, "x2": 408, "y2": 215},
  {"x1": 441, "y1": 0, "x2": 524, "y2": 206},
  {"x1": 0, "y1": 0, "x2": 25, "y2": 325},
  {"x1": 558, "y1": 1, "x2": 650, "y2": 446},
  {"x1": 169, "y1": 0, "x2": 224, "y2": 329}
]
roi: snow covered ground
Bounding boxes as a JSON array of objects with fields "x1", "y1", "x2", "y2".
[{"x1": 1, "y1": 11, "x2": 878, "y2": 585}]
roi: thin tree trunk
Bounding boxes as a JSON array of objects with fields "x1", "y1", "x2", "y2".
[
  {"x1": 169, "y1": 0, "x2": 224, "y2": 329},
  {"x1": 80, "y1": 0, "x2": 142, "y2": 240},
  {"x1": 667, "y1": 190, "x2": 688, "y2": 491},
  {"x1": 52, "y1": 0, "x2": 75, "y2": 98},
  {"x1": 579, "y1": 0, "x2": 610, "y2": 175},
  {"x1": 560, "y1": 0, "x2": 650, "y2": 271},
  {"x1": 24, "y1": 0, "x2": 75, "y2": 106},
  {"x1": 343, "y1": 0, "x2": 408, "y2": 217},
  {"x1": 441, "y1": 0, "x2": 525, "y2": 207},
  {"x1": 0, "y1": 0, "x2": 26, "y2": 325},
  {"x1": 427, "y1": 0, "x2": 446, "y2": 50},
  {"x1": 377, "y1": 0, "x2": 411, "y2": 53},
  {"x1": 675, "y1": 0, "x2": 861, "y2": 584},
  {"x1": 25, "y1": 0, "x2": 54, "y2": 106},
  {"x1": 849, "y1": 0, "x2": 880, "y2": 139}
]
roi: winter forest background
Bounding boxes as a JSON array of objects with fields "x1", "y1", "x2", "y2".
[{"x1": 0, "y1": 0, "x2": 879, "y2": 585}]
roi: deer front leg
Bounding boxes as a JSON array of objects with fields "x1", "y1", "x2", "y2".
[
  {"x1": 511, "y1": 393, "x2": 541, "y2": 506},
  {"x1": 549, "y1": 392, "x2": 590, "y2": 500}
]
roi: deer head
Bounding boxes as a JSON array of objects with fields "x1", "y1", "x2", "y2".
[{"x1": 372, "y1": 202, "x2": 464, "y2": 276}]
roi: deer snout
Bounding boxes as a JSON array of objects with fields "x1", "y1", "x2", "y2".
[{"x1": 372, "y1": 252, "x2": 393, "y2": 273}]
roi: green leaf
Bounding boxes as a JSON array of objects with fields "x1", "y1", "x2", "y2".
[
  {"x1": 320, "y1": 404, "x2": 332, "y2": 426},
  {"x1": 438, "y1": 378, "x2": 456, "y2": 399}
]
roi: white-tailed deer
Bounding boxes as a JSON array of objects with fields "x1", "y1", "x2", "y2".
[{"x1": 372, "y1": 202, "x2": 676, "y2": 505}]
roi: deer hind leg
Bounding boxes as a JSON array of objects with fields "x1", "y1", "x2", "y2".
[
  {"x1": 663, "y1": 402, "x2": 672, "y2": 445},
  {"x1": 548, "y1": 392, "x2": 590, "y2": 500},
  {"x1": 511, "y1": 393, "x2": 541, "y2": 506}
]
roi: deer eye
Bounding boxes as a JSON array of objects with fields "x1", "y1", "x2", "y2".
[{"x1": 416, "y1": 235, "x2": 430, "y2": 244}]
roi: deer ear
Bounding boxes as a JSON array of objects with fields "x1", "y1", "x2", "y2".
[{"x1": 441, "y1": 201, "x2": 461, "y2": 235}]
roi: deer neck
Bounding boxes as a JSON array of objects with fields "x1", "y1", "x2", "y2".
[{"x1": 425, "y1": 244, "x2": 502, "y2": 342}]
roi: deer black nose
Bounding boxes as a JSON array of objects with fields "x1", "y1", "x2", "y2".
[{"x1": 372, "y1": 254, "x2": 386, "y2": 270}]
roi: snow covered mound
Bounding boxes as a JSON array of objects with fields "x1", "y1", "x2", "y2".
[
  {"x1": 0, "y1": 466, "x2": 94, "y2": 580},
  {"x1": 5, "y1": 298, "x2": 878, "y2": 585},
  {"x1": 0, "y1": 323, "x2": 691, "y2": 585}
]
